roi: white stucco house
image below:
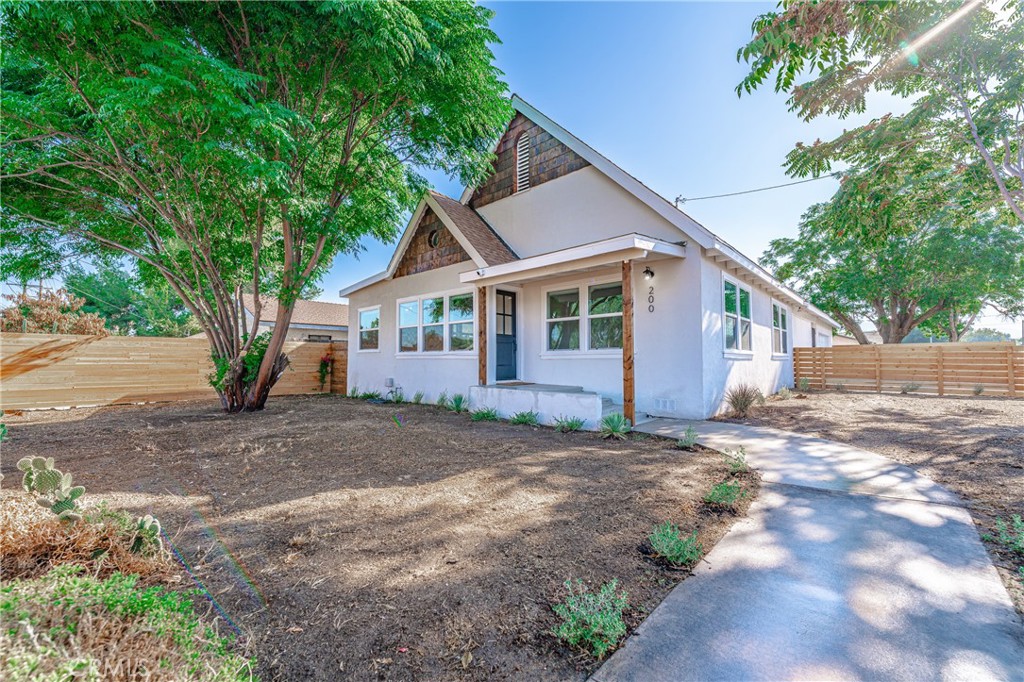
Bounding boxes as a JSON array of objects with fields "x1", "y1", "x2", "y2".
[{"x1": 340, "y1": 96, "x2": 837, "y2": 428}]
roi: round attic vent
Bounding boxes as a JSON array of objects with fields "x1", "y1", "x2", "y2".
[{"x1": 428, "y1": 229, "x2": 441, "y2": 248}]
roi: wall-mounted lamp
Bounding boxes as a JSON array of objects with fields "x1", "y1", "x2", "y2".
[{"x1": 643, "y1": 267, "x2": 655, "y2": 281}]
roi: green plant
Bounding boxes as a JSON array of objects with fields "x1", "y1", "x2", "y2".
[
  {"x1": 436, "y1": 390, "x2": 450, "y2": 408},
  {"x1": 703, "y1": 481, "x2": 747, "y2": 509},
  {"x1": 973, "y1": 384, "x2": 985, "y2": 396},
  {"x1": 412, "y1": 391, "x2": 425, "y2": 405},
  {"x1": 551, "y1": 579, "x2": 628, "y2": 660},
  {"x1": 900, "y1": 382, "x2": 921, "y2": 394},
  {"x1": 0, "y1": 566, "x2": 254, "y2": 680},
  {"x1": 984, "y1": 516, "x2": 1024, "y2": 555},
  {"x1": 349, "y1": 384, "x2": 360, "y2": 398},
  {"x1": 317, "y1": 351, "x2": 333, "y2": 391},
  {"x1": 359, "y1": 390, "x2": 384, "y2": 400},
  {"x1": 471, "y1": 407, "x2": 499, "y2": 422},
  {"x1": 776, "y1": 386, "x2": 793, "y2": 400},
  {"x1": 723, "y1": 446, "x2": 749, "y2": 474},
  {"x1": 388, "y1": 387, "x2": 405, "y2": 404},
  {"x1": 600, "y1": 413, "x2": 631, "y2": 440},
  {"x1": 449, "y1": 393, "x2": 467, "y2": 413},
  {"x1": 130, "y1": 514, "x2": 167, "y2": 557},
  {"x1": 675, "y1": 426, "x2": 699, "y2": 450},
  {"x1": 0, "y1": 411, "x2": 7, "y2": 443},
  {"x1": 724, "y1": 384, "x2": 763, "y2": 417},
  {"x1": 554, "y1": 415, "x2": 586, "y2": 433},
  {"x1": 797, "y1": 377, "x2": 811, "y2": 392},
  {"x1": 510, "y1": 410, "x2": 540, "y2": 426},
  {"x1": 648, "y1": 522, "x2": 702, "y2": 567},
  {"x1": 17, "y1": 457, "x2": 86, "y2": 522}
]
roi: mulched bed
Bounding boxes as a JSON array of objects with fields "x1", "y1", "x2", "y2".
[
  {"x1": 723, "y1": 390, "x2": 1024, "y2": 612},
  {"x1": 2, "y1": 396, "x2": 758, "y2": 681}
]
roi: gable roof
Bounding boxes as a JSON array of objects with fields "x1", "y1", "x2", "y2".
[
  {"x1": 242, "y1": 294, "x2": 349, "y2": 329},
  {"x1": 340, "y1": 96, "x2": 839, "y2": 329},
  {"x1": 429, "y1": 192, "x2": 517, "y2": 267}
]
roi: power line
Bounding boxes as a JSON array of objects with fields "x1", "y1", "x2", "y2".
[{"x1": 675, "y1": 172, "x2": 842, "y2": 206}]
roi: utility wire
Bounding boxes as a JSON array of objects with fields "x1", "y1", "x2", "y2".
[{"x1": 675, "y1": 172, "x2": 842, "y2": 205}]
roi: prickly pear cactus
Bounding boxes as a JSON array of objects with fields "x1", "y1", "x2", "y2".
[
  {"x1": 18, "y1": 456, "x2": 64, "y2": 496},
  {"x1": 131, "y1": 514, "x2": 166, "y2": 556}
]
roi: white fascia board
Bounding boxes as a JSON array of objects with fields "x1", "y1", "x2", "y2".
[
  {"x1": 424, "y1": 193, "x2": 489, "y2": 268},
  {"x1": 338, "y1": 271, "x2": 388, "y2": 297},
  {"x1": 460, "y1": 233, "x2": 685, "y2": 285}
]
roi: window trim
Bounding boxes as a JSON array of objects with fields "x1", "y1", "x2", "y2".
[
  {"x1": 771, "y1": 300, "x2": 790, "y2": 358},
  {"x1": 356, "y1": 305, "x2": 381, "y2": 353},
  {"x1": 395, "y1": 288, "x2": 476, "y2": 356},
  {"x1": 722, "y1": 274, "x2": 753, "y2": 355},
  {"x1": 540, "y1": 276, "x2": 624, "y2": 357}
]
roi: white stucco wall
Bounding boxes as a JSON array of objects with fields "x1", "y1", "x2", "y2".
[
  {"x1": 346, "y1": 263, "x2": 478, "y2": 402},
  {"x1": 476, "y1": 166, "x2": 686, "y2": 258}
]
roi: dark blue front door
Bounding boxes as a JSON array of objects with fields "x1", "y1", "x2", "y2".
[{"x1": 495, "y1": 290, "x2": 516, "y2": 381}]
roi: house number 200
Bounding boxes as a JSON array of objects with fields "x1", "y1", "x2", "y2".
[{"x1": 648, "y1": 286, "x2": 655, "y2": 313}]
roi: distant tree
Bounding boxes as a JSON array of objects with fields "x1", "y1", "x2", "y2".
[
  {"x1": 763, "y1": 198, "x2": 1024, "y2": 344},
  {"x1": 2, "y1": 1, "x2": 510, "y2": 412},
  {"x1": 737, "y1": 0, "x2": 1024, "y2": 226},
  {"x1": 0, "y1": 289, "x2": 108, "y2": 336},
  {"x1": 962, "y1": 327, "x2": 1013, "y2": 342},
  {"x1": 64, "y1": 263, "x2": 200, "y2": 337}
]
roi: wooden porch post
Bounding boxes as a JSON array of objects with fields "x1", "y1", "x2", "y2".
[
  {"x1": 622, "y1": 260, "x2": 635, "y2": 425},
  {"x1": 477, "y1": 286, "x2": 487, "y2": 385}
]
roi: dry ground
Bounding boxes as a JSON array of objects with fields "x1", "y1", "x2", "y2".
[
  {"x1": 724, "y1": 390, "x2": 1023, "y2": 611},
  {"x1": 1, "y1": 396, "x2": 757, "y2": 681}
]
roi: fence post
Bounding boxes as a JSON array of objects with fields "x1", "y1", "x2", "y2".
[
  {"x1": 1009, "y1": 345, "x2": 1017, "y2": 397},
  {"x1": 937, "y1": 346, "x2": 944, "y2": 396},
  {"x1": 874, "y1": 345, "x2": 881, "y2": 393}
]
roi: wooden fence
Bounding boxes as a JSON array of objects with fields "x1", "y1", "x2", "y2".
[
  {"x1": 794, "y1": 342, "x2": 1022, "y2": 397},
  {"x1": 0, "y1": 333, "x2": 348, "y2": 410}
]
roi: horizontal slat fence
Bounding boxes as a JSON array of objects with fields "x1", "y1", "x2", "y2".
[
  {"x1": 795, "y1": 342, "x2": 1022, "y2": 397},
  {"x1": 0, "y1": 333, "x2": 347, "y2": 410}
]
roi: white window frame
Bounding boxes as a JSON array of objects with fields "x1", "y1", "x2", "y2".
[
  {"x1": 722, "y1": 274, "x2": 753, "y2": 357},
  {"x1": 541, "y1": 277, "x2": 624, "y2": 357},
  {"x1": 771, "y1": 300, "x2": 790, "y2": 357},
  {"x1": 395, "y1": 289, "x2": 476, "y2": 356},
  {"x1": 356, "y1": 306, "x2": 381, "y2": 353}
]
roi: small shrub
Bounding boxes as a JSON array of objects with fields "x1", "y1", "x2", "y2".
[
  {"x1": 359, "y1": 390, "x2": 384, "y2": 400},
  {"x1": 797, "y1": 377, "x2": 811, "y2": 392},
  {"x1": 388, "y1": 387, "x2": 405, "y2": 404},
  {"x1": 551, "y1": 579, "x2": 628, "y2": 660},
  {"x1": 510, "y1": 410, "x2": 540, "y2": 426},
  {"x1": 471, "y1": 407, "x2": 499, "y2": 422},
  {"x1": 776, "y1": 386, "x2": 793, "y2": 400},
  {"x1": 600, "y1": 413, "x2": 631, "y2": 440},
  {"x1": 0, "y1": 567, "x2": 254, "y2": 681},
  {"x1": 648, "y1": 522, "x2": 702, "y2": 567},
  {"x1": 554, "y1": 415, "x2": 586, "y2": 432},
  {"x1": 722, "y1": 446, "x2": 749, "y2": 474},
  {"x1": 900, "y1": 382, "x2": 921, "y2": 394},
  {"x1": 449, "y1": 393, "x2": 467, "y2": 413},
  {"x1": 675, "y1": 426, "x2": 699, "y2": 450},
  {"x1": 703, "y1": 480, "x2": 746, "y2": 509},
  {"x1": 317, "y1": 351, "x2": 333, "y2": 391},
  {"x1": 973, "y1": 384, "x2": 985, "y2": 396},
  {"x1": 984, "y1": 515, "x2": 1024, "y2": 555},
  {"x1": 724, "y1": 384, "x2": 763, "y2": 417},
  {"x1": 412, "y1": 391, "x2": 425, "y2": 404},
  {"x1": 436, "y1": 390, "x2": 450, "y2": 408},
  {"x1": 349, "y1": 384, "x2": 360, "y2": 398}
]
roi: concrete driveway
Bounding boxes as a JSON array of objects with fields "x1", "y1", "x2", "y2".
[{"x1": 593, "y1": 420, "x2": 1024, "y2": 682}]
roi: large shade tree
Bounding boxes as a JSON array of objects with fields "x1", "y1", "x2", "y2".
[
  {"x1": 737, "y1": 0, "x2": 1024, "y2": 225},
  {"x1": 1, "y1": 1, "x2": 510, "y2": 411}
]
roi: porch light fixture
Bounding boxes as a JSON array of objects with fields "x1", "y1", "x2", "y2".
[{"x1": 643, "y1": 267, "x2": 655, "y2": 280}]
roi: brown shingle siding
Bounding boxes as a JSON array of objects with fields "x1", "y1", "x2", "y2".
[
  {"x1": 430, "y1": 193, "x2": 517, "y2": 267},
  {"x1": 394, "y1": 207, "x2": 472, "y2": 278}
]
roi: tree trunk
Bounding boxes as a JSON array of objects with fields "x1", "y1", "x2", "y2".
[{"x1": 244, "y1": 303, "x2": 295, "y2": 411}]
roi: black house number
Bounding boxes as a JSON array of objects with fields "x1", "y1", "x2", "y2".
[{"x1": 648, "y1": 286, "x2": 655, "y2": 313}]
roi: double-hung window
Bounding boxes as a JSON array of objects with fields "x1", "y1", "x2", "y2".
[
  {"x1": 358, "y1": 307, "x2": 380, "y2": 351},
  {"x1": 723, "y1": 278, "x2": 752, "y2": 352},
  {"x1": 772, "y1": 302, "x2": 789, "y2": 354},
  {"x1": 546, "y1": 281, "x2": 623, "y2": 352},
  {"x1": 398, "y1": 292, "x2": 475, "y2": 353}
]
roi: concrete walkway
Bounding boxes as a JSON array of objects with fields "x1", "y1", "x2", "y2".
[{"x1": 593, "y1": 419, "x2": 1024, "y2": 682}]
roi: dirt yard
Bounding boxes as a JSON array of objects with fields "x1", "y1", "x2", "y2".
[
  {"x1": 1, "y1": 396, "x2": 757, "y2": 681},
  {"x1": 725, "y1": 391, "x2": 1023, "y2": 610}
]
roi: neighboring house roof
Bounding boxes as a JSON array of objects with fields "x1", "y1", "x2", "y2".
[
  {"x1": 339, "y1": 95, "x2": 840, "y2": 329},
  {"x1": 429, "y1": 192, "x2": 517, "y2": 267},
  {"x1": 241, "y1": 294, "x2": 349, "y2": 329}
]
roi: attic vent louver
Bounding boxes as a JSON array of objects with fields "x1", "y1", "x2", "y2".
[{"x1": 515, "y1": 134, "x2": 530, "y2": 193}]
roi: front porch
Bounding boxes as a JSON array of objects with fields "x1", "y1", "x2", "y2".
[{"x1": 467, "y1": 382, "x2": 627, "y2": 431}]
